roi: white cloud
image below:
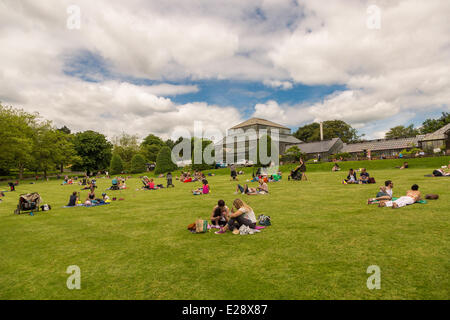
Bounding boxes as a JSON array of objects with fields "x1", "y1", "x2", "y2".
[
  {"x1": 263, "y1": 80, "x2": 293, "y2": 90},
  {"x1": 0, "y1": 0, "x2": 449, "y2": 140}
]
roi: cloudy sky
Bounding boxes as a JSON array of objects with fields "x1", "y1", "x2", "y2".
[{"x1": 1, "y1": 0, "x2": 449, "y2": 140}]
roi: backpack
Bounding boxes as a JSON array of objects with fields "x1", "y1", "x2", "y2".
[
  {"x1": 258, "y1": 214, "x2": 271, "y2": 226},
  {"x1": 40, "y1": 204, "x2": 51, "y2": 211},
  {"x1": 368, "y1": 177, "x2": 376, "y2": 184},
  {"x1": 195, "y1": 219, "x2": 208, "y2": 233}
]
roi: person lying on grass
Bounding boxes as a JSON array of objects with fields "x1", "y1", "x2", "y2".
[
  {"x1": 192, "y1": 179, "x2": 210, "y2": 195},
  {"x1": 215, "y1": 199, "x2": 262, "y2": 234},
  {"x1": 432, "y1": 168, "x2": 450, "y2": 176},
  {"x1": 378, "y1": 184, "x2": 421, "y2": 209},
  {"x1": 342, "y1": 169, "x2": 357, "y2": 184},
  {"x1": 368, "y1": 180, "x2": 394, "y2": 204},
  {"x1": 332, "y1": 163, "x2": 341, "y2": 171},
  {"x1": 210, "y1": 200, "x2": 230, "y2": 228},
  {"x1": 235, "y1": 181, "x2": 268, "y2": 195}
]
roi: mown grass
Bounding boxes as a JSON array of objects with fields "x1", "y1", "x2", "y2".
[{"x1": 0, "y1": 163, "x2": 448, "y2": 300}]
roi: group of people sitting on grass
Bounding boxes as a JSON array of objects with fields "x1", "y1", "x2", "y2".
[
  {"x1": 67, "y1": 190, "x2": 111, "y2": 207},
  {"x1": 367, "y1": 180, "x2": 439, "y2": 209},
  {"x1": 178, "y1": 170, "x2": 208, "y2": 183},
  {"x1": 342, "y1": 168, "x2": 375, "y2": 184},
  {"x1": 109, "y1": 176, "x2": 127, "y2": 190},
  {"x1": 210, "y1": 199, "x2": 265, "y2": 235},
  {"x1": 142, "y1": 176, "x2": 164, "y2": 190},
  {"x1": 235, "y1": 179, "x2": 269, "y2": 195}
]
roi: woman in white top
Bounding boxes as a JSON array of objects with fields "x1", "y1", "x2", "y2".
[{"x1": 215, "y1": 199, "x2": 257, "y2": 234}]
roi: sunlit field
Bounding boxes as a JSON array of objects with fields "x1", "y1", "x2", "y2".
[{"x1": 0, "y1": 164, "x2": 449, "y2": 299}]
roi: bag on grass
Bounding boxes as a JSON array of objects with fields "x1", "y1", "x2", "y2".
[
  {"x1": 195, "y1": 219, "x2": 208, "y2": 233},
  {"x1": 40, "y1": 204, "x2": 51, "y2": 211},
  {"x1": 258, "y1": 214, "x2": 271, "y2": 226},
  {"x1": 368, "y1": 177, "x2": 376, "y2": 184}
]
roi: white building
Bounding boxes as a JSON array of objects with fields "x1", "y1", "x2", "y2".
[{"x1": 215, "y1": 118, "x2": 302, "y2": 164}]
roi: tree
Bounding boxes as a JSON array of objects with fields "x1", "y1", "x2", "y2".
[
  {"x1": 155, "y1": 146, "x2": 178, "y2": 174},
  {"x1": 112, "y1": 133, "x2": 140, "y2": 171},
  {"x1": 385, "y1": 125, "x2": 419, "y2": 139},
  {"x1": 420, "y1": 112, "x2": 450, "y2": 134},
  {"x1": 130, "y1": 154, "x2": 147, "y2": 173},
  {"x1": 57, "y1": 125, "x2": 71, "y2": 134},
  {"x1": 140, "y1": 133, "x2": 165, "y2": 163},
  {"x1": 281, "y1": 145, "x2": 304, "y2": 163},
  {"x1": 72, "y1": 131, "x2": 113, "y2": 174},
  {"x1": 294, "y1": 120, "x2": 361, "y2": 143},
  {"x1": 31, "y1": 122, "x2": 79, "y2": 179},
  {"x1": 191, "y1": 137, "x2": 214, "y2": 171},
  {"x1": 0, "y1": 105, "x2": 37, "y2": 179},
  {"x1": 110, "y1": 154, "x2": 124, "y2": 175},
  {"x1": 294, "y1": 122, "x2": 320, "y2": 142}
]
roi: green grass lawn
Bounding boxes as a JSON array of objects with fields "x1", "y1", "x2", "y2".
[{"x1": 0, "y1": 165, "x2": 449, "y2": 299}]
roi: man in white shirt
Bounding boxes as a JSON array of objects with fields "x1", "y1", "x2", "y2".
[{"x1": 368, "y1": 180, "x2": 394, "y2": 204}]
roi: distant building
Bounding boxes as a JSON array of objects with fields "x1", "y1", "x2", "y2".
[
  {"x1": 216, "y1": 118, "x2": 302, "y2": 164},
  {"x1": 419, "y1": 123, "x2": 450, "y2": 153},
  {"x1": 341, "y1": 136, "x2": 425, "y2": 158},
  {"x1": 288, "y1": 138, "x2": 344, "y2": 161}
]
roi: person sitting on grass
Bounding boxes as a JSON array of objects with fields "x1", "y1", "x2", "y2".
[
  {"x1": 368, "y1": 180, "x2": 394, "y2": 204},
  {"x1": 85, "y1": 189, "x2": 96, "y2": 205},
  {"x1": 192, "y1": 179, "x2": 210, "y2": 195},
  {"x1": 332, "y1": 162, "x2": 341, "y2": 172},
  {"x1": 210, "y1": 200, "x2": 230, "y2": 228},
  {"x1": 67, "y1": 191, "x2": 79, "y2": 207},
  {"x1": 400, "y1": 162, "x2": 409, "y2": 169},
  {"x1": 257, "y1": 179, "x2": 269, "y2": 194},
  {"x1": 359, "y1": 168, "x2": 370, "y2": 184},
  {"x1": 102, "y1": 193, "x2": 111, "y2": 203},
  {"x1": 147, "y1": 178, "x2": 158, "y2": 190},
  {"x1": 378, "y1": 184, "x2": 421, "y2": 209},
  {"x1": 342, "y1": 169, "x2": 357, "y2": 184},
  {"x1": 215, "y1": 199, "x2": 261, "y2": 234}
]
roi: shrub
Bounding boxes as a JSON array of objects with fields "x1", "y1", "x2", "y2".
[
  {"x1": 130, "y1": 154, "x2": 147, "y2": 174},
  {"x1": 155, "y1": 146, "x2": 178, "y2": 174},
  {"x1": 110, "y1": 154, "x2": 124, "y2": 175}
]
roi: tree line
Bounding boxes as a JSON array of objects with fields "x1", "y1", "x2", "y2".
[
  {"x1": 0, "y1": 104, "x2": 218, "y2": 178},
  {"x1": 293, "y1": 112, "x2": 450, "y2": 143}
]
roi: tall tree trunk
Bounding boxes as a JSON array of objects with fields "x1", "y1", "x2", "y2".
[
  {"x1": 60, "y1": 163, "x2": 64, "y2": 173},
  {"x1": 19, "y1": 164, "x2": 24, "y2": 180}
]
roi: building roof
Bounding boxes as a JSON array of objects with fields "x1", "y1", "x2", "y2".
[
  {"x1": 341, "y1": 136, "x2": 425, "y2": 153},
  {"x1": 216, "y1": 134, "x2": 302, "y2": 147},
  {"x1": 230, "y1": 118, "x2": 290, "y2": 130},
  {"x1": 421, "y1": 123, "x2": 450, "y2": 141},
  {"x1": 290, "y1": 138, "x2": 342, "y2": 154}
]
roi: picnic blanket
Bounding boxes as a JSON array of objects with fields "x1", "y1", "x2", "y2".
[
  {"x1": 63, "y1": 202, "x2": 110, "y2": 208},
  {"x1": 371, "y1": 197, "x2": 427, "y2": 204}
]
